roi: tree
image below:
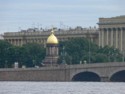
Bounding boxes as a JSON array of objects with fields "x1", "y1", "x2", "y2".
[
  {"x1": 59, "y1": 38, "x2": 123, "y2": 64},
  {"x1": 0, "y1": 38, "x2": 123, "y2": 68},
  {"x1": 21, "y1": 43, "x2": 45, "y2": 67},
  {"x1": 59, "y1": 38, "x2": 99, "y2": 64},
  {"x1": 0, "y1": 40, "x2": 13, "y2": 68},
  {"x1": 94, "y1": 53, "x2": 108, "y2": 63},
  {"x1": 0, "y1": 41, "x2": 46, "y2": 68},
  {"x1": 98, "y1": 46, "x2": 122, "y2": 62}
]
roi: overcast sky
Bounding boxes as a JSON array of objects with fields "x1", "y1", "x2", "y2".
[{"x1": 0, "y1": 0, "x2": 125, "y2": 33}]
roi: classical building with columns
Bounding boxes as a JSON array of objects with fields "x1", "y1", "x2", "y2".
[
  {"x1": 98, "y1": 15, "x2": 125, "y2": 51},
  {"x1": 0, "y1": 34, "x2": 4, "y2": 40},
  {"x1": 3, "y1": 15, "x2": 125, "y2": 51},
  {"x1": 3, "y1": 27, "x2": 98, "y2": 46}
]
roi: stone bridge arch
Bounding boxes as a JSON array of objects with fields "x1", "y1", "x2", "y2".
[
  {"x1": 71, "y1": 70, "x2": 101, "y2": 81},
  {"x1": 109, "y1": 68, "x2": 125, "y2": 82}
]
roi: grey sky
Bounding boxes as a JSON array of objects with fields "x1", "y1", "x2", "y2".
[{"x1": 0, "y1": 0, "x2": 125, "y2": 33}]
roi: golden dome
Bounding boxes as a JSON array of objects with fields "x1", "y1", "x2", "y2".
[{"x1": 47, "y1": 30, "x2": 58, "y2": 44}]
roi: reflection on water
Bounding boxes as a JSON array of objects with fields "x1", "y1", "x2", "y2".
[{"x1": 0, "y1": 82, "x2": 125, "y2": 94}]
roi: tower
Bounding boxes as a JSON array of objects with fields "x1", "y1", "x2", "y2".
[{"x1": 43, "y1": 29, "x2": 59, "y2": 66}]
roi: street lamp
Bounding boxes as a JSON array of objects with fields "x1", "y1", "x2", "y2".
[
  {"x1": 108, "y1": 51, "x2": 111, "y2": 62},
  {"x1": 32, "y1": 59, "x2": 35, "y2": 67},
  {"x1": 113, "y1": 48, "x2": 117, "y2": 62},
  {"x1": 122, "y1": 50, "x2": 125, "y2": 62},
  {"x1": 69, "y1": 56, "x2": 72, "y2": 65},
  {"x1": 88, "y1": 29, "x2": 91, "y2": 63},
  {"x1": 61, "y1": 46, "x2": 66, "y2": 65}
]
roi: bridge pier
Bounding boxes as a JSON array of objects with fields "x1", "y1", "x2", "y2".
[{"x1": 101, "y1": 77, "x2": 109, "y2": 82}]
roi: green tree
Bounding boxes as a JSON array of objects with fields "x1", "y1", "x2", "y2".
[
  {"x1": 98, "y1": 46, "x2": 122, "y2": 62},
  {"x1": 94, "y1": 53, "x2": 108, "y2": 63},
  {"x1": 7, "y1": 46, "x2": 25, "y2": 67},
  {"x1": 0, "y1": 41, "x2": 46, "y2": 68},
  {"x1": 59, "y1": 38, "x2": 122, "y2": 64},
  {"x1": 21, "y1": 43, "x2": 45, "y2": 67},
  {"x1": 59, "y1": 38, "x2": 99, "y2": 64},
  {"x1": 0, "y1": 40, "x2": 13, "y2": 68}
]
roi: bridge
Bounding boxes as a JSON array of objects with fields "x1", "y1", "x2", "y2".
[{"x1": 0, "y1": 62, "x2": 125, "y2": 82}]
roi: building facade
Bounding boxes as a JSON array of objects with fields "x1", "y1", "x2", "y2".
[
  {"x1": 3, "y1": 15, "x2": 125, "y2": 51},
  {"x1": 0, "y1": 34, "x2": 4, "y2": 40},
  {"x1": 98, "y1": 15, "x2": 125, "y2": 51},
  {"x1": 3, "y1": 27, "x2": 98, "y2": 46}
]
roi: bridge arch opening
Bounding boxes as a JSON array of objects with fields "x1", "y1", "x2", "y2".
[
  {"x1": 72, "y1": 71, "x2": 101, "y2": 82},
  {"x1": 110, "y1": 70, "x2": 125, "y2": 82}
]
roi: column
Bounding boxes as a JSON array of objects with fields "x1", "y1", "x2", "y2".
[
  {"x1": 55, "y1": 47, "x2": 57, "y2": 56},
  {"x1": 115, "y1": 29, "x2": 118, "y2": 48},
  {"x1": 52, "y1": 47, "x2": 54, "y2": 55},
  {"x1": 123, "y1": 28, "x2": 125, "y2": 51},
  {"x1": 101, "y1": 30, "x2": 104, "y2": 47},
  {"x1": 57, "y1": 47, "x2": 59, "y2": 56},
  {"x1": 121, "y1": 28, "x2": 123, "y2": 51},
  {"x1": 99, "y1": 30, "x2": 101, "y2": 47},
  {"x1": 21, "y1": 39, "x2": 23, "y2": 45},
  {"x1": 10, "y1": 39, "x2": 12, "y2": 44},
  {"x1": 17, "y1": 39, "x2": 18, "y2": 46},
  {"x1": 106, "y1": 29, "x2": 109, "y2": 45},
  {"x1": 14, "y1": 39, "x2": 16, "y2": 45},
  {"x1": 111, "y1": 29, "x2": 113, "y2": 46},
  {"x1": 49, "y1": 46, "x2": 52, "y2": 56},
  {"x1": 46, "y1": 48, "x2": 48, "y2": 55}
]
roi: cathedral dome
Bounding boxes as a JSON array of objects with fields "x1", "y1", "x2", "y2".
[{"x1": 47, "y1": 30, "x2": 58, "y2": 44}]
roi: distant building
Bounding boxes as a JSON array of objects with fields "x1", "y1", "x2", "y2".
[
  {"x1": 0, "y1": 34, "x2": 4, "y2": 40},
  {"x1": 3, "y1": 15, "x2": 125, "y2": 51},
  {"x1": 3, "y1": 27, "x2": 98, "y2": 46},
  {"x1": 98, "y1": 15, "x2": 125, "y2": 51}
]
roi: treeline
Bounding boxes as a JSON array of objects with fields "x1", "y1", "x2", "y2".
[
  {"x1": 0, "y1": 38, "x2": 124, "y2": 68},
  {"x1": 0, "y1": 40, "x2": 45, "y2": 68},
  {"x1": 59, "y1": 38, "x2": 123, "y2": 64}
]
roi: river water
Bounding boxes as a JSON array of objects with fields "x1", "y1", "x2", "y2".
[{"x1": 0, "y1": 82, "x2": 125, "y2": 94}]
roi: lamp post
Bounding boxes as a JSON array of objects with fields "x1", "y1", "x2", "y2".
[
  {"x1": 32, "y1": 59, "x2": 35, "y2": 67},
  {"x1": 88, "y1": 29, "x2": 91, "y2": 63},
  {"x1": 122, "y1": 50, "x2": 125, "y2": 62},
  {"x1": 108, "y1": 51, "x2": 110, "y2": 62},
  {"x1": 61, "y1": 46, "x2": 66, "y2": 65},
  {"x1": 113, "y1": 48, "x2": 117, "y2": 62},
  {"x1": 70, "y1": 56, "x2": 72, "y2": 65}
]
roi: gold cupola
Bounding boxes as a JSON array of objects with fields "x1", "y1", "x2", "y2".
[{"x1": 47, "y1": 29, "x2": 58, "y2": 44}]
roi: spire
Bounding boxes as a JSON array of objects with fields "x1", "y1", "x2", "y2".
[{"x1": 51, "y1": 27, "x2": 54, "y2": 33}]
